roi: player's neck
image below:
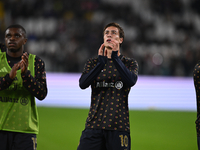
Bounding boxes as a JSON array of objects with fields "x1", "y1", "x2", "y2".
[
  {"x1": 7, "y1": 49, "x2": 23, "y2": 58},
  {"x1": 106, "y1": 50, "x2": 120, "y2": 58}
]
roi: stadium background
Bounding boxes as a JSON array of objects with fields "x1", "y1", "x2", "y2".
[{"x1": 0, "y1": 0, "x2": 199, "y2": 149}]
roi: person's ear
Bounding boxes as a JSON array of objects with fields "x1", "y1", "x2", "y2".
[
  {"x1": 119, "y1": 38, "x2": 123, "y2": 44},
  {"x1": 23, "y1": 38, "x2": 28, "y2": 45}
]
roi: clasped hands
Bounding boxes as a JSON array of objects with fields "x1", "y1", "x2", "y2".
[
  {"x1": 98, "y1": 39, "x2": 120, "y2": 57},
  {"x1": 9, "y1": 52, "x2": 29, "y2": 79}
]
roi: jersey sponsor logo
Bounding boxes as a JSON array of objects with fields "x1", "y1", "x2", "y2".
[
  {"x1": 96, "y1": 81, "x2": 114, "y2": 88},
  {"x1": 0, "y1": 96, "x2": 19, "y2": 103},
  {"x1": 0, "y1": 96, "x2": 29, "y2": 106},
  {"x1": 96, "y1": 81, "x2": 123, "y2": 89}
]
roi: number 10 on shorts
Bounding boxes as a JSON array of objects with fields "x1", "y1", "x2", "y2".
[{"x1": 119, "y1": 135, "x2": 128, "y2": 147}]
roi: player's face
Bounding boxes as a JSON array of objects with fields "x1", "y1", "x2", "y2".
[
  {"x1": 5, "y1": 28, "x2": 27, "y2": 53},
  {"x1": 103, "y1": 26, "x2": 123, "y2": 49}
]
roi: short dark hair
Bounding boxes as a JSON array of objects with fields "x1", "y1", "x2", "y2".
[
  {"x1": 5, "y1": 24, "x2": 27, "y2": 38},
  {"x1": 103, "y1": 22, "x2": 124, "y2": 40}
]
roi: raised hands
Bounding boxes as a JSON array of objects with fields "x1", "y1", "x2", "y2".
[
  {"x1": 19, "y1": 52, "x2": 29, "y2": 75},
  {"x1": 9, "y1": 52, "x2": 29, "y2": 80},
  {"x1": 104, "y1": 39, "x2": 120, "y2": 52},
  {"x1": 98, "y1": 39, "x2": 120, "y2": 58},
  {"x1": 98, "y1": 44, "x2": 107, "y2": 56},
  {"x1": 9, "y1": 62, "x2": 20, "y2": 79}
]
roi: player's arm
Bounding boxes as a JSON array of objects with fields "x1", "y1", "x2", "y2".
[
  {"x1": 79, "y1": 55, "x2": 107, "y2": 89},
  {"x1": 0, "y1": 74, "x2": 14, "y2": 91},
  {"x1": 194, "y1": 63, "x2": 200, "y2": 97},
  {"x1": 112, "y1": 51, "x2": 138, "y2": 87},
  {"x1": 0, "y1": 62, "x2": 20, "y2": 91},
  {"x1": 21, "y1": 55, "x2": 48, "y2": 100},
  {"x1": 0, "y1": 42, "x2": 14, "y2": 90},
  {"x1": 194, "y1": 63, "x2": 200, "y2": 119},
  {"x1": 79, "y1": 44, "x2": 107, "y2": 89}
]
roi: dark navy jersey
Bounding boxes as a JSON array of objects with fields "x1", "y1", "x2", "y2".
[
  {"x1": 194, "y1": 61, "x2": 200, "y2": 136},
  {"x1": 79, "y1": 51, "x2": 138, "y2": 132}
]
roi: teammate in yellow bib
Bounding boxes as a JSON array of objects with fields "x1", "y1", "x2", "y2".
[{"x1": 0, "y1": 24, "x2": 48, "y2": 150}]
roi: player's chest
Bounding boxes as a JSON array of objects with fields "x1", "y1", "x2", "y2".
[{"x1": 96, "y1": 60, "x2": 121, "y2": 81}]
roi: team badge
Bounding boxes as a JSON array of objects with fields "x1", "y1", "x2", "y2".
[
  {"x1": 115, "y1": 81, "x2": 123, "y2": 89},
  {"x1": 20, "y1": 97, "x2": 29, "y2": 106}
]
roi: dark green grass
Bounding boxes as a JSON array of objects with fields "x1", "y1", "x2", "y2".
[{"x1": 37, "y1": 107, "x2": 197, "y2": 150}]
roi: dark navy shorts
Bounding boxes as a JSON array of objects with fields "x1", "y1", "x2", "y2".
[
  {"x1": 0, "y1": 130, "x2": 37, "y2": 150},
  {"x1": 77, "y1": 129, "x2": 131, "y2": 150}
]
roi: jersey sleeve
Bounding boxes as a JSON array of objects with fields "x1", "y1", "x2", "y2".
[
  {"x1": 194, "y1": 63, "x2": 200, "y2": 114},
  {"x1": 112, "y1": 51, "x2": 138, "y2": 87},
  {"x1": 79, "y1": 55, "x2": 107, "y2": 89},
  {"x1": 0, "y1": 74, "x2": 14, "y2": 91},
  {"x1": 22, "y1": 56, "x2": 48, "y2": 100}
]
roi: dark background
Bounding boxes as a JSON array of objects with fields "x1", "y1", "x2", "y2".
[{"x1": 0, "y1": 0, "x2": 200, "y2": 76}]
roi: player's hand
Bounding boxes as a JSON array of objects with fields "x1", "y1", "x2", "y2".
[
  {"x1": 20, "y1": 52, "x2": 29, "y2": 74},
  {"x1": 9, "y1": 62, "x2": 20, "y2": 79},
  {"x1": 98, "y1": 44, "x2": 108, "y2": 57},
  {"x1": 98, "y1": 44, "x2": 105, "y2": 56}
]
